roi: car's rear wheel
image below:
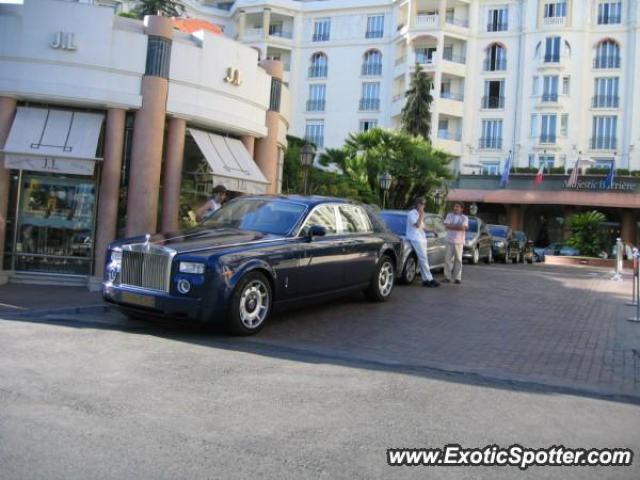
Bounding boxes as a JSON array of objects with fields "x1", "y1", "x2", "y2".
[
  {"x1": 471, "y1": 247, "x2": 480, "y2": 265},
  {"x1": 400, "y1": 254, "x2": 417, "y2": 284},
  {"x1": 484, "y1": 248, "x2": 493, "y2": 264},
  {"x1": 226, "y1": 271, "x2": 272, "y2": 336},
  {"x1": 365, "y1": 255, "x2": 395, "y2": 302}
]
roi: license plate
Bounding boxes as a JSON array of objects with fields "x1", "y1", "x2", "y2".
[{"x1": 121, "y1": 292, "x2": 156, "y2": 309}]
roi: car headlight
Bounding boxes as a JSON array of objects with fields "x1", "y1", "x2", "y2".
[
  {"x1": 179, "y1": 262, "x2": 205, "y2": 275},
  {"x1": 494, "y1": 240, "x2": 505, "y2": 247},
  {"x1": 109, "y1": 248, "x2": 122, "y2": 267}
]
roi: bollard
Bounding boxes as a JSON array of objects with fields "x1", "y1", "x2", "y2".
[
  {"x1": 628, "y1": 249, "x2": 640, "y2": 323},
  {"x1": 627, "y1": 247, "x2": 638, "y2": 306},
  {"x1": 612, "y1": 237, "x2": 623, "y2": 282}
]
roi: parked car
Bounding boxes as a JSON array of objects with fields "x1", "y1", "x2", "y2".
[
  {"x1": 544, "y1": 242, "x2": 564, "y2": 256},
  {"x1": 103, "y1": 196, "x2": 402, "y2": 335},
  {"x1": 525, "y1": 241, "x2": 545, "y2": 263},
  {"x1": 379, "y1": 210, "x2": 447, "y2": 284},
  {"x1": 511, "y1": 230, "x2": 528, "y2": 263},
  {"x1": 487, "y1": 224, "x2": 516, "y2": 263},
  {"x1": 559, "y1": 245, "x2": 581, "y2": 256},
  {"x1": 462, "y1": 216, "x2": 493, "y2": 264}
]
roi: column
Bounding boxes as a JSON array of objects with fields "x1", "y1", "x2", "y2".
[
  {"x1": 508, "y1": 204, "x2": 523, "y2": 231},
  {"x1": 621, "y1": 209, "x2": 636, "y2": 244},
  {"x1": 126, "y1": 15, "x2": 173, "y2": 237},
  {"x1": 262, "y1": 8, "x2": 271, "y2": 40},
  {"x1": 93, "y1": 108, "x2": 126, "y2": 280},
  {"x1": 254, "y1": 60, "x2": 283, "y2": 195},
  {"x1": 409, "y1": 0, "x2": 417, "y2": 29},
  {"x1": 562, "y1": 207, "x2": 574, "y2": 240},
  {"x1": 241, "y1": 135, "x2": 255, "y2": 158},
  {"x1": 0, "y1": 96, "x2": 17, "y2": 282},
  {"x1": 438, "y1": 0, "x2": 447, "y2": 27},
  {"x1": 161, "y1": 117, "x2": 186, "y2": 233},
  {"x1": 237, "y1": 9, "x2": 246, "y2": 40}
]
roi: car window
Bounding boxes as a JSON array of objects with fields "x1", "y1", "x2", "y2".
[
  {"x1": 379, "y1": 213, "x2": 406, "y2": 236},
  {"x1": 431, "y1": 217, "x2": 447, "y2": 236},
  {"x1": 301, "y1": 204, "x2": 338, "y2": 235},
  {"x1": 338, "y1": 205, "x2": 373, "y2": 233},
  {"x1": 423, "y1": 216, "x2": 435, "y2": 232}
]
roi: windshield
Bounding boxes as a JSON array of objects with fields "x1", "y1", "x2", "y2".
[
  {"x1": 380, "y1": 213, "x2": 407, "y2": 236},
  {"x1": 467, "y1": 218, "x2": 478, "y2": 233},
  {"x1": 514, "y1": 232, "x2": 526, "y2": 241},
  {"x1": 488, "y1": 225, "x2": 508, "y2": 237},
  {"x1": 201, "y1": 198, "x2": 307, "y2": 236}
]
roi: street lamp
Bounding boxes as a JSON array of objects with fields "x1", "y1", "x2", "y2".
[
  {"x1": 433, "y1": 189, "x2": 443, "y2": 211},
  {"x1": 379, "y1": 171, "x2": 392, "y2": 209},
  {"x1": 469, "y1": 202, "x2": 478, "y2": 216},
  {"x1": 300, "y1": 143, "x2": 316, "y2": 195}
]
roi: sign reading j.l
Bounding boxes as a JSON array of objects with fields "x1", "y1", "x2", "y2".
[{"x1": 562, "y1": 179, "x2": 638, "y2": 192}]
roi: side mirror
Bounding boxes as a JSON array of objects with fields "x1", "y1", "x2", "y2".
[
  {"x1": 306, "y1": 225, "x2": 327, "y2": 241},
  {"x1": 425, "y1": 230, "x2": 437, "y2": 239}
]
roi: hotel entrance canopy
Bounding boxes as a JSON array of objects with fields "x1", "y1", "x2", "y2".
[
  {"x1": 2, "y1": 107, "x2": 104, "y2": 176},
  {"x1": 188, "y1": 128, "x2": 269, "y2": 194}
]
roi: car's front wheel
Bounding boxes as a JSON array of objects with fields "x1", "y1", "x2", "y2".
[
  {"x1": 400, "y1": 254, "x2": 417, "y2": 284},
  {"x1": 471, "y1": 247, "x2": 480, "y2": 265},
  {"x1": 484, "y1": 248, "x2": 493, "y2": 264},
  {"x1": 226, "y1": 271, "x2": 272, "y2": 336},
  {"x1": 365, "y1": 255, "x2": 395, "y2": 302}
]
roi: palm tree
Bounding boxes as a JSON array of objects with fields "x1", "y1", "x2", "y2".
[
  {"x1": 401, "y1": 63, "x2": 434, "y2": 140},
  {"x1": 134, "y1": 0, "x2": 184, "y2": 18}
]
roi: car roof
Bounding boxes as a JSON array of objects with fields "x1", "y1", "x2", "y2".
[
  {"x1": 238, "y1": 194, "x2": 361, "y2": 208},
  {"x1": 380, "y1": 209, "x2": 442, "y2": 218}
]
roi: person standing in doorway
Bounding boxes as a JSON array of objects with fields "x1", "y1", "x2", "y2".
[
  {"x1": 443, "y1": 202, "x2": 469, "y2": 284},
  {"x1": 406, "y1": 197, "x2": 440, "y2": 288},
  {"x1": 195, "y1": 184, "x2": 227, "y2": 221}
]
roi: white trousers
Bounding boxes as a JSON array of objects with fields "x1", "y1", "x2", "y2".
[
  {"x1": 410, "y1": 239, "x2": 434, "y2": 282},
  {"x1": 445, "y1": 242, "x2": 464, "y2": 281}
]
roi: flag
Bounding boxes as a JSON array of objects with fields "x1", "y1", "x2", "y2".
[
  {"x1": 499, "y1": 152, "x2": 512, "y2": 188},
  {"x1": 534, "y1": 162, "x2": 545, "y2": 186},
  {"x1": 603, "y1": 162, "x2": 615, "y2": 189},
  {"x1": 566, "y1": 159, "x2": 580, "y2": 188}
]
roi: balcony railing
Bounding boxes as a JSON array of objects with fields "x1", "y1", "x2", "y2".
[
  {"x1": 543, "y1": 54, "x2": 561, "y2": 63},
  {"x1": 415, "y1": 54, "x2": 435, "y2": 65},
  {"x1": 443, "y1": 52, "x2": 466, "y2": 64},
  {"x1": 482, "y1": 96, "x2": 505, "y2": 109},
  {"x1": 394, "y1": 55, "x2": 406, "y2": 66},
  {"x1": 312, "y1": 33, "x2": 330, "y2": 42},
  {"x1": 483, "y1": 58, "x2": 507, "y2": 71},
  {"x1": 478, "y1": 137, "x2": 503, "y2": 149},
  {"x1": 308, "y1": 65, "x2": 328, "y2": 78},
  {"x1": 539, "y1": 134, "x2": 557, "y2": 144},
  {"x1": 447, "y1": 17, "x2": 469, "y2": 28},
  {"x1": 486, "y1": 22, "x2": 508, "y2": 32},
  {"x1": 543, "y1": 16, "x2": 567, "y2": 26},
  {"x1": 594, "y1": 56, "x2": 621, "y2": 68},
  {"x1": 597, "y1": 13, "x2": 621, "y2": 24},
  {"x1": 438, "y1": 130, "x2": 462, "y2": 141},
  {"x1": 392, "y1": 93, "x2": 404, "y2": 102},
  {"x1": 591, "y1": 137, "x2": 617, "y2": 150},
  {"x1": 305, "y1": 136, "x2": 324, "y2": 148},
  {"x1": 361, "y1": 63, "x2": 383, "y2": 76},
  {"x1": 359, "y1": 98, "x2": 380, "y2": 111},
  {"x1": 365, "y1": 30, "x2": 384, "y2": 39},
  {"x1": 306, "y1": 100, "x2": 326, "y2": 112},
  {"x1": 541, "y1": 93, "x2": 559, "y2": 102},
  {"x1": 592, "y1": 95, "x2": 620, "y2": 108},
  {"x1": 269, "y1": 28, "x2": 293, "y2": 39},
  {"x1": 440, "y1": 91, "x2": 464, "y2": 101},
  {"x1": 415, "y1": 14, "x2": 438, "y2": 27},
  {"x1": 244, "y1": 27, "x2": 263, "y2": 38}
]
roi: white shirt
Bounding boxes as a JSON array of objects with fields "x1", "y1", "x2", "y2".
[
  {"x1": 444, "y1": 213, "x2": 468, "y2": 245},
  {"x1": 406, "y1": 209, "x2": 425, "y2": 242}
]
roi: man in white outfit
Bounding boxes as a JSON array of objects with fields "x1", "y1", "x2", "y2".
[
  {"x1": 406, "y1": 197, "x2": 440, "y2": 288},
  {"x1": 443, "y1": 202, "x2": 469, "y2": 284}
]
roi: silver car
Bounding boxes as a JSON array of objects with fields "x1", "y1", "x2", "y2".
[{"x1": 380, "y1": 210, "x2": 447, "y2": 284}]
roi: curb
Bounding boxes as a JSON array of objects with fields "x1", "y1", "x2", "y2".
[{"x1": 1, "y1": 304, "x2": 114, "y2": 319}]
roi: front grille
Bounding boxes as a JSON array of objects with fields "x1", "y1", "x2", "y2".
[{"x1": 121, "y1": 250, "x2": 171, "y2": 292}]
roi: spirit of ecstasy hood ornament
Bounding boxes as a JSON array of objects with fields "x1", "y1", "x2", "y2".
[{"x1": 144, "y1": 233, "x2": 151, "y2": 251}]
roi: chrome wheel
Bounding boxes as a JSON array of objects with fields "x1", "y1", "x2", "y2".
[
  {"x1": 472, "y1": 247, "x2": 480, "y2": 264},
  {"x1": 404, "y1": 256, "x2": 417, "y2": 284},
  {"x1": 378, "y1": 260, "x2": 394, "y2": 297},
  {"x1": 239, "y1": 280, "x2": 270, "y2": 329}
]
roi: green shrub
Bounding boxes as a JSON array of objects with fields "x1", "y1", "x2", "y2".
[
  {"x1": 616, "y1": 168, "x2": 630, "y2": 176},
  {"x1": 566, "y1": 211, "x2": 608, "y2": 257}
]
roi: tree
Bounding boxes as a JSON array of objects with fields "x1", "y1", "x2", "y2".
[
  {"x1": 566, "y1": 210, "x2": 608, "y2": 257},
  {"x1": 401, "y1": 63, "x2": 434, "y2": 140},
  {"x1": 134, "y1": 0, "x2": 184, "y2": 19}
]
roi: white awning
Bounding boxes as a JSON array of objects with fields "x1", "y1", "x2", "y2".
[
  {"x1": 1, "y1": 107, "x2": 104, "y2": 176},
  {"x1": 188, "y1": 128, "x2": 269, "y2": 194}
]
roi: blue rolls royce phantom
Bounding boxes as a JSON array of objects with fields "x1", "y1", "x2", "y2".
[{"x1": 102, "y1": 196, "x2": 401, "y2": 335}]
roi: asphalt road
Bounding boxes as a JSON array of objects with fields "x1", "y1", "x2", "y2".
[{"x1": 1, "y1": 264, "x2": 639, "y2": 479}]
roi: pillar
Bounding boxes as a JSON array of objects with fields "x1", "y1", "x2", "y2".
[
  {"x1": 508, "y1": 204, "x2": 523, "y2": 231},
  {"x1": 254, "y1": 60, "x2": 283, "y2": 195},
  {"x1": 0, "y1": 97, "x2": 17, "y2": 281},
  {"x1": 241, "y1": 135, "x2": 255, "y2": 158},
  {"x1": 409, "y1": 0, "x2": 417, "y2": 29},
  {"x1": 161, "y1": 117, "x2": 186, "y2": 233},
  {"x1": 621, "y1": 210, "x2": 637, "y2": 245},
  {"x1": 93, "y1": 108, "x2": 126, "y2": 279},
  {"x1": 438, "y1": 0, "x2": 447, "y2": 27},
  {"x1": 237, "y1": 9, "x2": 246, "y2": 40},
  {"x1": 126, "y1": 15, "x2": 173, "y2": 237},
  {"x1": 262, "y1": 8, "x2": 271, "y2": 40},
  {"x1": 562, "y1": 207, "x2": 574, "y2": 240}
]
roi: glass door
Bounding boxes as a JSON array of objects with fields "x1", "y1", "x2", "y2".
[{"x1": 14, "y1": 173, "x2": 96, "y2": 275}]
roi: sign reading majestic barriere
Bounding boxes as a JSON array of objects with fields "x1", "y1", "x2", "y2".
[{"x1": 562, "y1": 179, "x2": 638, "y2": 192}]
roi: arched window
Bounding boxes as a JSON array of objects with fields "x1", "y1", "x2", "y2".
[
  {"x1": 309, "y1": 52, "x2": 328, "y2": 78},
  {"x1": 594, "y1": 39, "x2": 620, "y2": 68},
  {"x1": 361, "y1": 49, "x2": 382, "y2": 76},
  {"x1": 484, "y1": 43, "x2": 506, "y2": 71}
]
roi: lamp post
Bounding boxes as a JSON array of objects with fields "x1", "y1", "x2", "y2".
[
  {"x1": 470, "y1": 202, "x2": 478, "y2": 216},
  {"x1": 380, "y1": 171, "x2": 392, "y2": 209},
  {"x1": 433, "y1": 189, "x2": 443, "y2": 213},
  {"x1": 300, "y1": 143, "x2": 316, "y2": 195}
]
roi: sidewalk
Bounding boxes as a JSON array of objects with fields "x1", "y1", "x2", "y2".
[{"x1": 0, "y1": 283, "x2": 106, "y2": 316}]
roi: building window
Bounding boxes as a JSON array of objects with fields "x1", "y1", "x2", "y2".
[
  {"x1": 479, "y1": 119, "x2": 503, "y2": 149},
  {"x1": 560, "y1": 114, "x2": 569, "y2": 136},
  {"x1": 145, "y1": 36, "x2": 172, "y2": 78},
  {"x1": 544, "y1": 0, "x2": 567, "y2": 18},
  {"x1": 532, "y1": 76, "x2": 540, "y2": 96},
  {"x1": 362, "y1": 50, "x2": 383, "y2": 76},
  {"x1": 597, "y1": 1, "x2": 622, "y2": 24},
  {"x1": 544, "y1": 36, "x2": 561, "y2": 62},
  {"x1": 359, "y1": 82, "x2": 380, "y2": 111},
  {"x1": 269, "y1": 78, "x2": 282, "y2": 112},
  {"x1": 487, "y1": 7, "x2": 508, "y2": 31},
  {"x1": 415, "y1": 47, "x2": 436, "y2": 65},
  {"x1": 307, "y1": 84, "x2": 326, "y2": 112},
  {"x1": 366, "y1": 14, "x2": 384, "y2": 38},
  {"x1": 484, "y1": 43, "x2": 507, "y2": 71},
  {"x1": 594, "y1": 39, "x2": 621, "y2": 68},
  {"x1": 305, "y1": 121, "x2": 325, "y2": 148},
  {"x1": 360, "y1": 119, "x2": 378, "y2": 132},
  {"x1": 593, "y1": 77, "x2": 620, "y2": 107},
  {"x1": 482, "y1": 80, "x2": 505, "y2": 109},
  {"x1": 313, "y1": 18, "x2": 331, "y2": 42},
  {"x1": 562, "y1": 76, "x2": 570, "y2": 95},
  {"x1": 481, "y1": 161, "x2": 500, "y2": 175},
  {"x1": 538, "y1": 154, "x2": 556, "y2": 169},
  {"x1": 542, "y1": 75, "x2": 559, "y2": 102},
  {"x1": 594, "y1": 158, "x2": 614, "y2": 169},
  {"x1": 309, "y1": 52, "x2": 328, "y2": 78},
  {"x1": 591, "y1": 115, "x2": 617, "y2": 149},
  {"x1": 530, "y1": 114, "x2": 539, "y2": 137},
  {"x1": 540, "y1": 114, "x2": 557, "y2": 143}
]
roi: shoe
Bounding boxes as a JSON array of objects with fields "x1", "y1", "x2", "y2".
[
  {"x1": 454, "y1": 279, "x2": 462, "y2": 285},
  {"x1": 422, "y1": 280, "x2": 440, "y2": 288},
  {"x1": 430, "y1": 280, "x2": 440, "y2": 287},
  {"x1": 442, "y1": 278, "x2": 451, "y2": 283}
]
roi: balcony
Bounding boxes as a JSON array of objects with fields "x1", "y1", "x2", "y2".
[
  {"x1": 306, "y1": 100, "x2": 326, "y2": 112},
  {"x1": 539, "y1": 134, "x2": 557, "y2": 144},
  {"x1": 594, "y1": 56, "x2": 621, "y2": 69},
  {"x1": 244, "y1": 27, "x2": 263, "y2": 39},
  {"x1": 365, "y1": 30, "x2": 384, "y2": 39},
  {"x1": 592, "y1": 95, "x2": 620, "y2": 108},
  {"x1": 486, "y1": 22, "x2": 508, "y2": 32},
  {"x1": 447, "y1": 17, "x2": 469, "y2": 28},
  {"x1": 478, "y1": 137, "x2": 503, "y2": 149},
  {"x1": 541, "y1": 93, "x2": 559, "y2": 103},
  {"x1": 440, "y1": 91, "x2": 464, "y2": 102},
  {"x1": 305, "y1": 136, "x2": 324, "y2": 148},
  {"x1": 483, "y1": 58, "x2": 507, "y2": 71},
  {"x1": 308, "y1": 66, "x2": 328, "y2": 78},
  {"x1": 312, "y1": 33, "x2": 330, "y2": 42},
  {"x1": 415, "y1": 54, "x2": 436, "y2": 66},
  {"x1": 482, "y1": 96, "x2": 505, "y2": 109},
  {"x1": 590, "y1": 137, "x2": 617, "y2": 150},
  {"x1": 361, "y1": 63, "x2": 383, "y2": 76},
  {"x1": 438, "y1": 130, "x2": 462, "y2": 141},
  {"x1": 543, "y1": 54, "x2": 561, "y2": 64},
  {"x1": 269, "y1": 26, "x2": 293, "y2": 39},
  {"x1": 443, "y1": 52, "x2": 466, "y2": 64},
  {"x1": 394, "y1": 56, "x2": 406, "y2": 66},
  {"x1": 543, "y1": 16, "x2": 567, "y2": 27},
  {"x1": 415, "y1": 14, "x2": 438, "y2": 28},
  {"x1": 359, "y1": 98, "x2": 380, "y2": 111},
  {"x1": 597, "y1": 14, "x2": 621, "y2": 24}
]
